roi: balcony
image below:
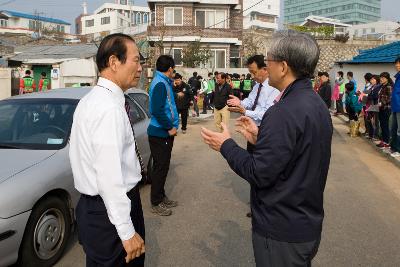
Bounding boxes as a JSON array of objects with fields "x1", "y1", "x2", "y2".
[{"x1": 147, "y1": 25, "x2": 242, "y2": 40}]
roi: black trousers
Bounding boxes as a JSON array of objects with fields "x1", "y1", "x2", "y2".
[
  {"x1": 336, "y1": 94, "x2": 344, "y2": 113},
  {"x1": 252, "y1": 231, "x2": 320, "y2": 267},
  {"x1": 149, "y1": 135, "x2": 174, "y2": 205},
  {"x1": 178, "y1": 108, "x2": 188, "y2": 130},
  {"x1": 379, "y1": 109, "x2": 391, "y2": 143},
  {"x1": 348, "y1": 106, "x2": 359, "y2": 121},
  {"x1": 76, "y1": 185, "x2": 145, "y2": 267}
]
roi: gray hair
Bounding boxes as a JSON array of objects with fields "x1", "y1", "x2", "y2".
[{"x1": 268, "y1": 30, "x2": 320, "y2": 79}]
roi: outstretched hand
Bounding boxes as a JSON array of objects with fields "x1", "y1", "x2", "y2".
[
  {"x1": 235, "y1": 116, "x2": 258, "y2": 144},
  {"x1": 227, "y1": 95, "x2": 241, "y2": 107},
  {"x1": 201, "y1": 122, "x2": 231, "y2": 152}
]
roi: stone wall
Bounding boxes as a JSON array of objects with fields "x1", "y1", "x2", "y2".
[
  {"x1": 316, "y1": 39, "x2": 385, "y2": 72},
  {"x1": 242, "y1": 30, "x2": 388, "y2": 72}
]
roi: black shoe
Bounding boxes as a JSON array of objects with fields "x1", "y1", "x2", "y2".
[
  {"x1": 151, "y1": 203, "x2": 172, "y2": 216},
  {"x1": 246, "y1": 212, "x2": 252, "y2": 218},
  {"x1": 162, "y1": 196, "x2": 178, "y2": 208},
  {"x1": 201, "y1": 111, "x2": 207, "y2": 114}
]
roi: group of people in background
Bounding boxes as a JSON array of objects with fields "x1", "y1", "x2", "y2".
[
  {"x1": 314, "y1": 59, "x2": 400, "y2": 158},
  {"x1": 172, "y1": 70, "x2": 257, "y2": 134},
  {"x1": 19, "y1": 70, "x2": 50, "y2": 94}
]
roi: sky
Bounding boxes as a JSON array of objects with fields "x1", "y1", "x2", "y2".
[{"x1": 0, "y1": 0, "x2": 398, "y2": 33}]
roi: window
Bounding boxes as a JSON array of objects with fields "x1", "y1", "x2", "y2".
[
  {"x1": 85, "y1": 19, "x2": 94, "y2": 27},
  {"x1": 195, "y1": 10, "x2": 226, "y2": 28},
  {"x1": 370, "y1": 28, "x2": 375, "y2": 33},
  {"x1": 268, "y1": 5, "x2": 271, "y2": 9},
  {"x1": 0, "y1": 99, "x2": 77, "y2": 150},
  {"x1": 120, "y1": 0, "x2": 127, "y2": 4},
  {"x1": 128, "y1": 93, "x2": 150, "y2": 117},
  {"x1": 0, "y1": 19, "x2": 7, "y2": 27},
  {"x1": 165, "y1": 7, "x2": 183, "y2": 26},
  {"x1": 143, "y1": 13, "x2": 148, "y2": 23},
  {"x1": 101, "y1": 16, "x2": 110, "y2": 25},
  {"x1": 362, "y1": 28, "x2": 367, "y2": 34},
  {"x1": 125, "y1": 98, "x2": 145, "y2": 124},
  {"x1": 136, "y1": 13, "x2": 141, "y2": 24},
  {"x1": 164, "y1": 48, "x2": 183, "y2": 66},
  {"x1": 206, "y1": 49, "x2": 226, "y2": 68}
]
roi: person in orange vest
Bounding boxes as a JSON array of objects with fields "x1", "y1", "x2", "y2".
[
  {"x1": 39, "y1": 72, "x2": 50, "y2": 92},
  {"x1": 19, "y1": 70, "x2": 36, "y2": 94}
]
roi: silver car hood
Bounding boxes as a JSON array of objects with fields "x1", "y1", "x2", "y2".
[{"x1": 0, "y1": 149, "x2": 57, "y2": 184}]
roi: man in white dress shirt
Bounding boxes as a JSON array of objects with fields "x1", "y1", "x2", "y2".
[
  {"x1": 227, "y1": 55, "x2": 280, "y2": 218},
  {"x1": 69, "y1": 33, "x2": 145, "y2": 266},
  {"x1": 228, "y1": 55, "x2": 280, "y2": 152}
]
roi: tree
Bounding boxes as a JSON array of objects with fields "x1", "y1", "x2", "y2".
[
  {"x1": 181, "y1": 40, "x2": 212, "y2": 68},
  {"x1": 242, "y1": 32, "x2": 260, "y2": 62}
]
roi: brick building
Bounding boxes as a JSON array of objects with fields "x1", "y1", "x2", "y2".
[{"x1": 147, "y1": 0, "x2": 243, "y2": 68}]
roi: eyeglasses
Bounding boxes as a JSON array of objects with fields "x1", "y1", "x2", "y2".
[{"x1": 263, "y1": 58, "x2": 282, "y2": 66}]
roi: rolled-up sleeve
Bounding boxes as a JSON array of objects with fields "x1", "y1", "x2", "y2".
[{"x1": 92, "y1": 108, "x2": 135, "y2": 241}]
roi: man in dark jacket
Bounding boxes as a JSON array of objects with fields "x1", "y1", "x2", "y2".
[
  {"x1": 318, "y1": 72, "x2": 332, "y2": 108},
  {"x1": 201, "y1": 30, "x2": 332, "y2": 266},
  {"x1": 213, "y1": 72, "x2": 231, "y2": 132},
  {"x1": 173, "y1": 73, "x2": 193, "y2": 134}
]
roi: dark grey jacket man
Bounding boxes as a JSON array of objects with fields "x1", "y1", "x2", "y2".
[{"x1": 201, "y1": 30, "x2": 333, "y2": 266}]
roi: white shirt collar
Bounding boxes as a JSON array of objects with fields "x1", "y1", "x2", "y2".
[
  {"x1": 97, "y1": 77, "x2": 125, "y2": 106},
  {"x1": 261, "y1": 79, "x2": 270, "y2": 88}
]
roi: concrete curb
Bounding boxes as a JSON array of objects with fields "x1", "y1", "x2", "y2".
[{"x1": 334, "y1": 113, "x2": 400, "y2": 168}]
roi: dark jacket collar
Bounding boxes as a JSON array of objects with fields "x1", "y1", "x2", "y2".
[{"x1": 281, "y1": 78, "x2": 312, "y2": 101}]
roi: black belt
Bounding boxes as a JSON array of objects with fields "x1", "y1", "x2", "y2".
[{"x1": 81, "y1": 184, "x2": 139, "y2": 201}]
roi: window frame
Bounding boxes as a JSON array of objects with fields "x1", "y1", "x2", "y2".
[
  {"x1": 195, "y1": 9, "x2": 227, "y2": 28},
  {"x1": 101, "y1": 16, "x2": 111, "y2": 25},
  {"x1": 164, "y1": 47, "x2": 183, "y2": 66},
  {"x1": 85, "y1": 19, "x2": 94, "y2": 27},
  {"x1": 164, "y1": 7, "x2": 183, "y2": 26}
]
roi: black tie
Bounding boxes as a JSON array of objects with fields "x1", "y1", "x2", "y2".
[
  {"x1": 251, "y1": 83, "x2": 262, "y2": 111},
  {"x1": 124, "y1": 96, "x2": 146, "y2": 176}
]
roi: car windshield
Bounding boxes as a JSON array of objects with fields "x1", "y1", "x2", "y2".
[{"x1": 0, "y1": 98, "x2": 78, "y2": 150}]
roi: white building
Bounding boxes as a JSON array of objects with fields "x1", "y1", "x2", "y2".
[
  {"x1": 347, "y1": 21, "x2": 400, "y2": 41},
  {"x1": 0, "y1": 10, "x2": 71, "y2": 35},
  {"x1": 243, "y1": 0, "x2": 279, "y2": 31},
  {"x1": 80, "y1": 1, "x2": 151, "y2": 38},
  {"x1": 300, "y1": 16, "x2": 351, "y2": 36}
]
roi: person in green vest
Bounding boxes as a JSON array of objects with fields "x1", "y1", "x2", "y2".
[
  {"x1": 334, "y1": 71, "x2": 346, "y2": 115},
  {"x1": 19, "y1": 69, "x2": 36, "y2": 94},
  {"x1": 39, "y1": 72, "x2": 50, "y2": 92},
  {"x1": 242, "y1": 73, "x2": 253, "y2": 99},
  {"x1": 231, "y1": 73, "x2": 241, "y2": 99}
]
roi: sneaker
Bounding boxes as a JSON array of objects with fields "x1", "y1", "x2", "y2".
[
  {"x1": 162, "y1": 196, "x2": 178, "y2": 208},
  {"x1": 391, "y1": 152, "x2": 400, "y2": 158},
  {"x1": 182, "y1": 129, "x2": 186, "y2": 134},
  {"x1": 151, "y1": 203, "x2": 172, "y2": 216},
  {"x1": 376, "y1": 142, "x2": 385, "y2": 148}
]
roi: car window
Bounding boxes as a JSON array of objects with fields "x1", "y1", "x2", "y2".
[
  {"x1": 128, "y1": 93, "x2": 149, "y2": 116},
  {"x1": 126, "y1": 98, "x2": 145, "y2": 124},
  {"x1": 0, "y1": 99, "x2": 77, "y2": 150}
]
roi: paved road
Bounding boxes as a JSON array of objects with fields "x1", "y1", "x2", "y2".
[{"x1": 56, "y1": 115, "x2": 400, "y2": 267}]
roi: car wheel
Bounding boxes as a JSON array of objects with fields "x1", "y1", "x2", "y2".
[
  {"x1": 144, "y1": 154, "x2": 154, "y2": 184},
  {"x1": 18, "y1": 196, "x2": 71, "y2": 267}
]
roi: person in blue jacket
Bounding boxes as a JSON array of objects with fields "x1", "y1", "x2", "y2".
[
  {"x1": 201, "y1": 30, "x2": 332, "y2": 267},
  {"x1": 390, "y1": 57, "x2": 400, "y2": 157},
  {"x1": 147, "y1": 55, "x2": 179, "y2": 216},
  {"x1": 345, "y1": 82, "x2": 363, "y2": 137}
]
